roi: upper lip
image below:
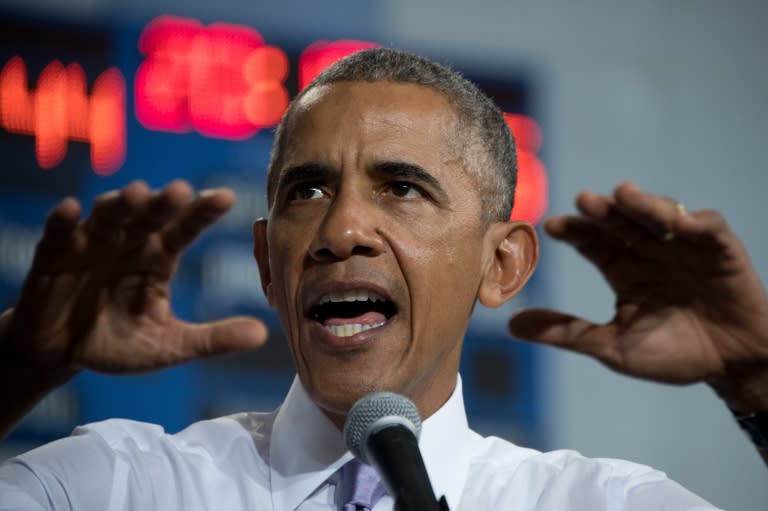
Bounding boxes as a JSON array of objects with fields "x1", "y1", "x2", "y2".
[{"x1": 302, "y1": 279, "x2": 397, "y2": 317}]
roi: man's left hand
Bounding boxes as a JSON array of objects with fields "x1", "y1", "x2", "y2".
[{"x1": 508, "y1": 182, "x2": 768, "y2": 412}]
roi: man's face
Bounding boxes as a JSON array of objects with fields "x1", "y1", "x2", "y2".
[{"x1": 256, "y1": 81, "x2": 497, "y2": 424}]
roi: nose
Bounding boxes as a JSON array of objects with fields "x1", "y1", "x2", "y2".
[{"x1": 309, "y1": 189, "x2": 385, "y2": 262}]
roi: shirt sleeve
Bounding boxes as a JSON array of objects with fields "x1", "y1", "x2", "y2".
[
  {"x1": 462, "y1": 444, "x2": 726, "y2": 511},
  {"x1": 619, "y1": 469, "x2": 725, "y2": 511},
  {"x1": 0, "y1": 428, "x2": 127, "y2": 511},
  {"x1": 0, "y1": 417, "x2": 269, "y2": 511}
]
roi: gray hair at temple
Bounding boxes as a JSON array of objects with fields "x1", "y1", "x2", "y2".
[{"x1": 266, "y1": 47, "x2": 517, "y2": 224}]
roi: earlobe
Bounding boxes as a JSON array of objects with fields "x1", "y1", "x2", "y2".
[
  {"x1": 252, "y1": 218, "x2": 275, "y2": 307},
  {"x1": 477, "y1": 221, "x2": 539, "y2": 308}
]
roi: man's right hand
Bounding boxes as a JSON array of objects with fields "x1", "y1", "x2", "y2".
[{"x1": 0, "y1": 180, "x2": 268, "y2": 438}]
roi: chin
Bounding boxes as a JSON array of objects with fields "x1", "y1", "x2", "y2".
[{"x1": 307, "y1": 375, "x2": 387, "y2": 417}]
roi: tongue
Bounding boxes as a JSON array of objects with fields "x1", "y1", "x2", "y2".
[{"x1": 323, "y1": 311, "x2": 387, "y2": 326}]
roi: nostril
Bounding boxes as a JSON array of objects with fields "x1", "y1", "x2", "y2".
[
  {"x1": 311, "y1": 243, "x2": 380, "y2": 261},
  {"x1": 351, "y1": 245, "x2": 375, "y2": 256},
  {"x1": 309, "y1": 222, "x2": 385, "y2": 260},
  {"x1": 313, "y1": 247, "x2": 337, "y2": 261}
]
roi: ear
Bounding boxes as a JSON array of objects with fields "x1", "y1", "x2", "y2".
[
  {"x1": 252, "y1": 218, "x2": 275, "y2": 307},
  {"x1": 477, "y1": 221, "x2": 539, "y2": 308}
]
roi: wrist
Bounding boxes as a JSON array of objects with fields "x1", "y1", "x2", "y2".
[
  {"x1": 0, "y1": 308, "x2": 79, "y2": 388},
  {"x1": 730, "y1": 409, "x2": 768, "y2": 451},
  {"x1": 0, "y1": 308, "x2": 79, "y2": 441},
  {"x1": 708, "y1": 365, "x2": 768, "y2": 451},
  {"x1": 707, "y1": 362, "x2": 768, "y2": 413}
]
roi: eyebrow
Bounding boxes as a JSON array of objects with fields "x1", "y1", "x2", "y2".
[
  {"x1": 274, "y1": 163, "x2": 332, "y2": 195},
  {"x1": 272, "y1": 160, "x2": 450, "y2": 203},
  {"x1": 372, "y1": 161, "x2": 448, "y2": 200}
]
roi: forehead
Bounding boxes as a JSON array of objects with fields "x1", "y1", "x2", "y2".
[{"x1": 281, "y1": 81, "x2": 460, "y2": 167}]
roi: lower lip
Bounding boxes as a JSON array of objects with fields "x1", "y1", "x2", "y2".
[{"x1": 309, "y1": 317, "x2": 395, "y2": 352}]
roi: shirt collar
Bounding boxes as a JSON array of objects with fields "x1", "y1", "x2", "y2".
[
  {"x1": 269, "y1": 375, "x2": 474, "y2": 511},
  {"x1": 270, "y1": 377, "x2": 353, "y2": 511},
  {"x1": 417, "y1": 375, "x2": 474, "y2": 511}
]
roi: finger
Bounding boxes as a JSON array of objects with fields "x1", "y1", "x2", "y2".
[
  {"x1": 161, "y1": 188, "x2": 235, "y2": 254},
  {"x1": 573, "y1": 189, "x2": 655, "y2": 245},
  {"x1": 612, "y1": 183, "x2": 741, "y2": 256},
  {"x1": 32, "y1": 197, "x2": 82, "y2": 269},
  {"x1": 543, "y1": 213, "x2": 601, "y2": 241},
  {"x1": 508, "y1": 308, "x2": 610, "y2": 357},
  {"x1": 180, "y1": 316, "x2": 269, "y2": 358},
  {"x1": 84, "y1": 181, "x2": 151, "y2": 244},
  {"x1": 670, "y1": 208, "x2": 732, "y2": 245},
  {"x1": 663, "y1": 208, "x2": 750, "y2": 269},
  {"x1": 122, "y1": 180, "x2": 194, "y2": 245},
  {"x1": 543, "y1": 215, "x2": 629, "y2": 269},
  {"x1": 41, "y1": 197, "x2": 82, "y2": 246},
  {"x1": 611, "y1": 181, "x2": 690, "y2": 239}
]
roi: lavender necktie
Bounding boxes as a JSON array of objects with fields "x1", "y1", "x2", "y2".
[{"x1": 339, "y1": 459, "x2": 386, "y2": 511}]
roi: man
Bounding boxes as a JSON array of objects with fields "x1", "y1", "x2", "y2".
[{"x1": 0, "y1": 48, "x2": 766, "y2": 510}]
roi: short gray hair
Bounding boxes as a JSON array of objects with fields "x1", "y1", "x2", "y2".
[{"x1": 267, "y1": 48, "x2": 516, "y2": 223}]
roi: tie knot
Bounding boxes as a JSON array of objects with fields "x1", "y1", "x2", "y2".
[{"x1": 340, "y1": 459, "x2": 386, "y2": 511}]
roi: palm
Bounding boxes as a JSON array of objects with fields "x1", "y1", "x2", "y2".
[
  {"x1": 4, "y1": 181, "x2": 267, "y2": 376},
  {"x1": 44, "y1": 250, "x2": 179, "y2": 373}
]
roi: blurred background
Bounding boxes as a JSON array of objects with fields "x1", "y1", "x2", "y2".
[{"x1": 0, "y1": 1, "x2": 766, "y2": 509}]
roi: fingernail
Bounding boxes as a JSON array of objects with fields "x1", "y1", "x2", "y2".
[{"x1": 198, "y1": 189, "x2": 217, "y2": 198}]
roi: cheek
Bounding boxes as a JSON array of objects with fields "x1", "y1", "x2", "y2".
[
  {"x1": 409, "y1": 226, "x2": 485, "y2": 320},
  {"x1": 267, "y1": 226, "x2": 307, "y2": 312},
  {"x1": 430, "y1": 222, "x2": 484, "y2": 277}
]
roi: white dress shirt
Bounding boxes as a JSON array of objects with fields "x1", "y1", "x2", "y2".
[{"x1": 0, "y1": 375, "x2": 722, "y2": 510}]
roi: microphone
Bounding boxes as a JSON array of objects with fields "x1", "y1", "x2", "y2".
[{"x1": 343, "y1": 392, "x2": 449, "y2": 511}]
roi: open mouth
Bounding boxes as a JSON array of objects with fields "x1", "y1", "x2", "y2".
[{"x1": 309, "y1": 290, "x2": 398, "y2": 338}]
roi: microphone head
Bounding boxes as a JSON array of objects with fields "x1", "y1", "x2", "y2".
[{"x1": 343, "y1": 392, "x2": 422, "y2": 464}]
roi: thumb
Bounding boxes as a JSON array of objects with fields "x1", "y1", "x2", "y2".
[
  {"x1": 181, "y1": 316, "x2": 269, "y2": 358},
  {"x1": 508, "y1": 308, "x2": 607, "y2": 357}
]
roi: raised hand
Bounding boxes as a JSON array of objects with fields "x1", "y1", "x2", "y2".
[
  {"x1": 508, "y1": 182, "x2": 768, "y2": 412},
  {"x1": 0, "y1": 180, "x2": 267, "y2": 403}
]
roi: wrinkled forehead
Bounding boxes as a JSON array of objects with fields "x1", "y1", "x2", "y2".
[
  {"x1": 267, "y1": 81, "x2": 464, "y2": 201},
  {"x1": 292, "y1": 81, "x2": 459, "y2": 153}
]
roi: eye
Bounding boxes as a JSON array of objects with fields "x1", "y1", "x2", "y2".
[
  {"x1": 388, "y1": 181, "x2": 424, "y2": 199},
  {"x1": 289, "y1": 184, "x2": 326, "y2": 201}
]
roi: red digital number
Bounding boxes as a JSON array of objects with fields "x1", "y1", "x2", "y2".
[
  {"x1": 504, "y1": 113, "x2": 548, "y2": 224},
  {"x1": 135, "y1": 16, "x2": 289, "y2": 139},
  {"x1": 298, "y1": 40, "x2": 380, "y2": 90},
  {"x1": 0, "y1": 56, "x2": 126, "y2": 175},
  {"x1": 1, "y1": 13, "x2": 548, "y2": 224}
]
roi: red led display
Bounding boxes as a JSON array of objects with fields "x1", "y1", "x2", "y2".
[
  {"x1": 298, "y1": 40, "x2": 381, "y2": 90},
  {"x1": 1, "y1": 15, "x2": 548, "y2": 223},
  {"x1": 505, "y1": 113, "x2": 548, "y2": 224},
  {"x1": 135, "y1": 15, "x2": 289, "y2": 139},
  {"x1": 0, "y1": 56, "x2": 126, "y2": 175}
]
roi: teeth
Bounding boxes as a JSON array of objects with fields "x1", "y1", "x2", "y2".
[
  {"x1": 343, "y1": 290, "x2": 359, "y2": 302},
  {"x1": 325, "y1": 322, "x2": 385, "y2": 337},
  {"x1": 319, "y1": 289, "x2": 385, "y2": 305}
]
